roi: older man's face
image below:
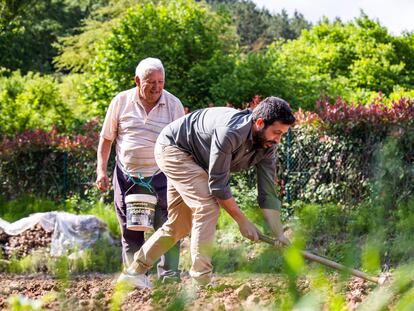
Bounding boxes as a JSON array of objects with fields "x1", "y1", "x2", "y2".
[{"x1": 136, "y1": 70, "x2": 164, "y2": 105}]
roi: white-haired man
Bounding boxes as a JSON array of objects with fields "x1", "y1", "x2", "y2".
[{"x1": 96, "y1": 58, "x2": 185, "y2": 284}]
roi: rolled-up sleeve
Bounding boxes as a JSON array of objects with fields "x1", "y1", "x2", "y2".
[
  {"x1": 208, "y1": 127, "x2": 238, "y2": 200},
  {"x1": 256, "y1": 157, "x2": 281, "y2": 210}
]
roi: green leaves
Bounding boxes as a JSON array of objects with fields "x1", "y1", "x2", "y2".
[
  {"x1": 0, "y1": 72, "x2": 76, "y2": 134},
  {"x1": 267, "y1": 13, "x2": 414, "y2": 109},
  {"x1": 84, "y1": 0, "x2": 238, "y2": 113}
]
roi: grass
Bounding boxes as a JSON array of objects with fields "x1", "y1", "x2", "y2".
[{"x1": 1, "y1": 194, "x2": 414, "y2": 309}]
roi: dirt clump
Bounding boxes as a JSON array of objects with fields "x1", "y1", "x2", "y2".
[{"x1": 1, "y1": 225, "x2": 52, "y2": 260}]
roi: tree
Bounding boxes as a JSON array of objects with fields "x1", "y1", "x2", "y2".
[
  {"x1": 84, "y1": 0, "x2": 238, "y2": 113},
  {"x1": 0, "y1": 0, "x2": 106, "y2": 73},
  {"x1": 266, "y1": 13, "x2": 414, "y2": 109},
  {"x1": 54, "y1": 0, "x2": 140, "y2": 73},
  {"x1": 209, "y1": 51, "x2": 287, "y2": 106},
  {"x1": 205, "y1": 0, "x2": 311, "y2": 49},
  {"x1": 0, "y1": 71, "x2": 75, "y2": 135}
]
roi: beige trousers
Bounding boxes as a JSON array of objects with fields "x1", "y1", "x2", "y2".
[{"x1": 131, "y1": 143, "x2": 220, "y2": 284}]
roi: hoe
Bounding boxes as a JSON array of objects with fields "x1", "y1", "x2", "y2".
[{"x1": 258, "y1": 233, "x2": 390, "y2": 285}]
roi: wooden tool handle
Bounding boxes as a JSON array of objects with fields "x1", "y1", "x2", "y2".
[{"x1": 258, "y1": 233, "x2": 379, "y2": 284}]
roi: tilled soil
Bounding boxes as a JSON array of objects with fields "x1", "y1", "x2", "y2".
[
  {"x1": 0, "y1": 225, "x2": 52, "y2": 260},
  {"x1": 0, "y1": 273, "x2": 373, "y2": 310}
]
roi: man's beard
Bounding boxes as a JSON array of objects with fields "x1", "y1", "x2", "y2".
[{"x1": 253, "y1": 128, "x2": 276, "y2": 149}]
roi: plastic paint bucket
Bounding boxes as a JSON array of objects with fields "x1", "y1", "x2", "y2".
[{"x1": 125, "y1": 194, "x2": 157, "y2": 232}]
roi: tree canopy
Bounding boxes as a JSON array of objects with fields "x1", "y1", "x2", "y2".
[
  {"x1": 0, "y1": 0, "x2": 107, "y2": 73},
  {"x1": 84, "y1": 0, "x2": 238, "y2": 113},
  {"x1": 266, "y1": 14, "x2": 414, "y2": 109}
]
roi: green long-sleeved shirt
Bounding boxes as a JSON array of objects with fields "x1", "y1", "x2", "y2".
[{"x1": 157, "y1": 107, "x2": 281, "y2": 210}]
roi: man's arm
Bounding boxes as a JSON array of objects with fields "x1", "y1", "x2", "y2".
[
  {"x1": 256, "y1": 156, "x2": 290, "y2": 246},
  {"x1": 261, "y1": 209, "x2": 290, "y2": 246},
  {"x1": 96, "y1": 137, "x2": 113, "y2": 192},
  {"x1": 217, "y1": 197, "x2": 260, "y2": 242},
  {"x1": 208, "y1": 127, "x2": 260, "y2": 241}
]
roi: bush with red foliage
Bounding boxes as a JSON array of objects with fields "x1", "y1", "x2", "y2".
[
  {"x1": 0, "y1": 119, "x2": 104, "y2": 201},
  {"x1": 276, "y1": 97, "x2": 414, "y2": 204}
]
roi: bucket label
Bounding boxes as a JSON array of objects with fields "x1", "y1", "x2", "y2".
[{"x1": 126, "y1": 201, "x2": 156, "y2": 231}]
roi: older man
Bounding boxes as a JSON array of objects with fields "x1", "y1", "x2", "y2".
[
  {"x1": 120, "y1": 96, "x2": 295, "y2": 288},
  {"x1": 96, "y1": 58, "x2": 184, "y2": 283}
]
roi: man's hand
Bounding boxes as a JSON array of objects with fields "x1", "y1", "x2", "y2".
[
  {"x1": 274, "y1": 233, "x2": 290, "y2": 248},
  {"x1": 96, "y1": 170, "x2": 109, "y2": 192},
  {"x1": 217, "y1": 197, "x2": 260, "y2": 242},
  {"x1": 96, "y1": 137, "x2": 112, "y2": 192},
  {"x1": 261, "y1": 209, "x2": 291, "y2": 248},
  {"x1": 237, "y1": 218, "x2": 260, "y2": 242}
]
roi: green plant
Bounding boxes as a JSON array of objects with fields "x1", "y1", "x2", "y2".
[
  {"x1": 0, "y1": 195, "x2": 59, "y2": 222},
  {"x1": 266, "y1": 14, "x2": 414, "y2": 109},
  {"x1": 84, "y1": 0, "x2": 238, "y2": 113}
]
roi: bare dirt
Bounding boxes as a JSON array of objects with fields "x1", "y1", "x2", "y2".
[
  {"x1": 0, "y1": 272, "x2": 374, "y2": 310},
  {"x1": 0, "y1": 225, "x2": 52, "y2": 260}
]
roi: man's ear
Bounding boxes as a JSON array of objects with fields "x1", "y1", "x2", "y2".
[
  {"x1": 255, "y1": 117, "x2": 265, "y2": 130},
  {"x1": 134, "y1": 76, "x2": 140, "y2": 87}
]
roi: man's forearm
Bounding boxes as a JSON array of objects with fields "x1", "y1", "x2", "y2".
[
  {"x1": 261, "y1": 209, "x2": 284, "y2": 237},
  {"x1": 217, "y1": 197, "x2": 247, "y2": 224},
  {"x1": 217, "y1": 196, "x2": 260, "y2": 241},
  {"x1": 97, "y1": 137, "x2": 112, "y2": 173}
]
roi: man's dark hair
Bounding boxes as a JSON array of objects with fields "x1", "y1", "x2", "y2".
[{"x1": 252, "y1": 96, "x2": 295, "y2": 126}]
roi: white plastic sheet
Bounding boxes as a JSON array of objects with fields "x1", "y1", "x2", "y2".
[{"x1": 0, "y1": 212, "x2": 113, "y2": 257}]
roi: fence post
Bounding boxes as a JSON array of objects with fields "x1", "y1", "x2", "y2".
[
  {"x1": 63, "y1": 152, "x2": 68, "y2": 207},
  {"x1": 286, "y1": 128, "x2": 292, "y2": 203}
]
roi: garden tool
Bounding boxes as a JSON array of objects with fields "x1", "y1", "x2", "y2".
[{"x1": 258, "y1": 233, "x2": 390, "y2": 285}]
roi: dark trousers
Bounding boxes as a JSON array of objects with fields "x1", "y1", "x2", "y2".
[{"x1": 113, "y1": 164, "x2": 180, "y2": 278}]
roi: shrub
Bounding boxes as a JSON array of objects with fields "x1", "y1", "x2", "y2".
[
  {"x1": 0, "y1": 119, "x2": 106, "y2": 202},
  {"x1": 0, "y1": 71, "x2": 78, "y2": 136},
  {"x1": 277, "y1": 97, "x2": 414, "y2": 204}
]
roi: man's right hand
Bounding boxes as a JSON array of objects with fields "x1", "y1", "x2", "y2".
[
  {"x1": 96, "y1": 137, "x2": 113, "y2": 192},
  {"x1": 96, "y1": 171, "x2": 109, "y2": 192},
  {"x1": 237, "y1": 218, "x2": 260, "y2": 242}
]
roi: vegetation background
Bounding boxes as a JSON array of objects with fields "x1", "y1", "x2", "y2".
[{"x1": 0, "y1": 0, "x2": 413, "y2": 310}]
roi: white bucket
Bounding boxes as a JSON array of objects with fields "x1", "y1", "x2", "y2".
[{"x1": 125, "y1": 194, "x2": 157, "y2": 232}]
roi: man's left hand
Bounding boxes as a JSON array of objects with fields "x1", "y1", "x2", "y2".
[{"x1": 274, "y1": 233, "x2": 290, "y2": 248}]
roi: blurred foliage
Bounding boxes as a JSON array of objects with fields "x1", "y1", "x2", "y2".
[
  {"x1": 276, "y1": 98, "x2": 414, "y2": 204},
  {"x1": 209, "y1": 51, "x2": 286, "y2": 107},
  {"x1": 0, "y1": 0, "x2": 414, "y2": 113},
  {"x1": 0, "y1": 71, "x2": 86, "y2": 135},
  {"x1": 0, "y1": 0, "x2": 107, "y2": 73},
  {"x1": 0, "y1": 119, "x2": 106, "y2": 202},
  {"x1": 53, "y1": 0, "x2": 140, "y2": 73},
  {"x1": 0, "y1": 195, "x2": 59, "y2": 223}
]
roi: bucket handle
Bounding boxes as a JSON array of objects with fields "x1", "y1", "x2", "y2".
[{"x1": 125, "y1": 169, "x2": 160, "y2": 197}]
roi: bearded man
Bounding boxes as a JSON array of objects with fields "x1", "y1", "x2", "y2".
[{"x1": 118, "y1": 96, "x2": 295, "y2": 288}]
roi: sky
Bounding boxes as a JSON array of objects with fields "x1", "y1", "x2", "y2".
[{"x1": 252, "y1": 0, "x2": 414, "y2": 35}]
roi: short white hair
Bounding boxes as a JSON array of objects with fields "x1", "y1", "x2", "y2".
[{"x1": 135, "y1": 57, "x2": 165, "y2": 80}]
